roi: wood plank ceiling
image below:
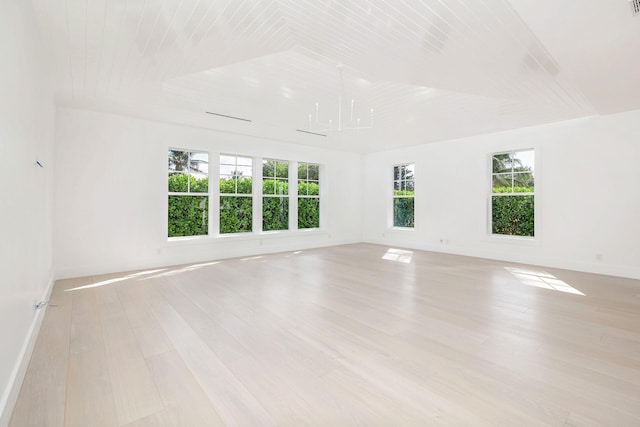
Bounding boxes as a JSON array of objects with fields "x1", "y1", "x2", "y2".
[{"x1": 31, "y1": 0, "x2": 640, "y2": 152}]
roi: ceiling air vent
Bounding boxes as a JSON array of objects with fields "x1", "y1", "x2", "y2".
[
  {"x1": 205, "y1": 111, "x2": 252, "y2": 122},
  {"x1": 631, "y1": 0, "x2": 640, "y2": 16}
]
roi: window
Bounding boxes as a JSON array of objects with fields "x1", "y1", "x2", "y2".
[
  {"x1": 220, "y1": 154, "x2": 253, "y2": 234},
  {"x1": 491, "y1": 149, "x2": 535, "y2": 237},
  {"x1": 298, "y1": 163, "x2": 320, "y2": 229},
  {"x1": 262, "y1": 159, "x2": 289, "y2": 231},
  {"x1": 393, "y1": 164, "x2": 415, "y2": 228},
  {"x1": 168, "y1": 150, "x2": 209, "y2": 237}
]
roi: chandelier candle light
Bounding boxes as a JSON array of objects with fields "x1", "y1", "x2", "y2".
[{"x1": 307, "y1": 65, "x2": 373, "y2": 134}]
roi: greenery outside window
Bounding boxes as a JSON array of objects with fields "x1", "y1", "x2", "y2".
[
  {"x1": 168, "y1": 150, "x2": 209, "y2": 237},
  {"x1": 491, "y1": 149, "x2": 535, "y2": 237},
  {"x1": 262, "y1": 159, "x2": 289, "y2": 231},
  {"x1": 220, "y1": 154, "x2": 253, "y2": 234},
  {"x1": 393, "y1": 164, "x2": 415, "y2": 228},
  {"x1": 298, "y1": 163, "x2": 320, "y2": 229}
]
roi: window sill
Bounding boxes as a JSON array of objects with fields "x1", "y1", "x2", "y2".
[
  {"x1": 389, "y1": 227, "x2": 415, "y2": 231},
  {"x1": 383, "y1": 227, "x2": 415, "y2": 238},
  {"x1": 166, "y1": 229, "x2": 328, "y2": 247},
  {"x1": 486, "y1": 234, "x2": 538, "y2": 245}
]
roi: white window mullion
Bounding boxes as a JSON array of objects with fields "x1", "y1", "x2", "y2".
[
  {"x1": 318, "y1": 164, "x2": 325, "y2": 229},
  {"x1": 253, "y1": 156, "x2": 262, "y2": 233},
  {"x1": 290, "y1": 161, "x2": 298, "y2": 231},
  {"x1": 210, "y1": 151, "x2": 220, "y2": 236}
]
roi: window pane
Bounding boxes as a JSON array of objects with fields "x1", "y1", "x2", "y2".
[
  {"x1": 189, "y1": 152, "x2": 209, "y2": 175},
  {"x1": 393, "y1": 198, "x2": 414, "y2": 228},
  {"x1": 306, "y1": 181, "x2": 319, "y2": 196},
  {"x1": 275, "y1": 179, "x2": 288, "y2": 195},
  {"x1": 492, "y1": 195, "x2": 534, "y2": 237},
  {"x1": 220, "y1": 155, "x2": 236, "y2": 165},
  {"x1": 262, "y1": 178, "x2": 275, "y2": 195},
  {"x1": 168, "y1": 150, "x2": 189, "y2": 172},
  {"x1": 220, "y1": 164, "x2": 237, "y2": 175},
  {"x1": 298, "y1": 198, "x2": 320, "y2": 229},
  {"x1": 513, "y1": 172, "x2": 534, "y2": 191},
  {"x1": 235, "y1": 165, "x2": 252, "y2": 178},
  {"x1": 263, "y1": 196, "x2": 289, "y2": 231},
  {"x1": 237, "y1": 156, "x2": 252, "y2": 166},
  {"x1": 513, "y1": 150, "x2": 534, "y2": 172},
  {"x1": 168, "y1": 195, "x2": 208, "y2": 237},
  {"x1": 492, "y1": 173, "x2": 512, "y2": 193},
  {"x1": 307, "y1": 164, "x2": 319, "y2": 180},
  {"x1": 190, "y1": 175, "x2": 209, "y2": 193},
  {"x1": 276, "y1": 161, "x2": 289, "y2": 178},
  {"x1": 405, "y1": 164, "x2": 414, "y2": 179},
  {"x1": 262, "y1": 160, "x2": 276, "y2": 178},
  {"x1": 394, "y1": 166, "x2": 401, "y2": 181},
  {"x1": 220, "y1": 177, "x2": 236, "y2": 194},
  {"x1": 298, "y1": 163, "x2": 308, "y2": 179},
  {"x1": 236, "y1": 177, "x2": 253, "y2": 194},
  {"x1": 492, "y1": 153, "x2": 513, "y2": 173},
  {"x1": 405, "y1": 180, "x2": 415, "y2": 193},
  {"x1": 298, "y1": 180, "x2": 307, "y2": 196},
  {"x1": 220, "y1": 196, "x2": 252, "y2": 233},
  {"x1": 400, "y1": 181, "x2": 408, "y2": 195},
  {"x1": 168, "y1": 172, "x2": 188, "y2": 192}
]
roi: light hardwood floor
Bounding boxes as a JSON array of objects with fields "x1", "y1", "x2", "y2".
[{"x1": 9, "y1": 243, "x2": 640, "y2": 426}]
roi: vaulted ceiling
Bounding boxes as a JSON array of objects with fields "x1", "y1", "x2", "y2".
[{"x1": 32, "y1": 0, "x2": 640, "y2": 152}]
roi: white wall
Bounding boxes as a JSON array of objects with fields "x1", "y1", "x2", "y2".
[
  {"x1": 54, "y1": 108, "x2": 363, "y2": 278},
  {"x1": 0, "y1": 1, "x2": 56, "y2": 425},
  {"x1": 363, "y1": 110, "x2": 640, "y2": 279}
]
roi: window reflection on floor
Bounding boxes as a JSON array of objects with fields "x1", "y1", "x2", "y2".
[
  {"x1": 382, "y1": 248, "x2": 414, "y2": 264},
  {"x1": 505, "y1": 267, "x2": 585, "y2": 296}
]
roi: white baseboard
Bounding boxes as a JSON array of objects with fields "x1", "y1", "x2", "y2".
[
  {"x1": 0, "y1": 271, "x2": 56, "y2": 427},
  {"x1": 55, "y1": 236, "x2": 361, "y2": 280},
  {"x1": 363, "y1": 237, "x2": 640, "y2": 280}
]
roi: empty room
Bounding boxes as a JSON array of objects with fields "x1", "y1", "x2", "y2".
[{"x1": 2, "y1": 0, "x2": 640, "y2": 425}]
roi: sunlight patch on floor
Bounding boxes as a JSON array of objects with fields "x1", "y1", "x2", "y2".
[
  {"x1": 284, "y1": 250, "x2": 303, "y2": 258},
  {"x1": 65, "y1": 268, "x2": 167, "y2": 292},
  {"x1": 382, "y1": 248, "x2": 413, "y2": 264},
  {"x1": 145, "y1": 260, "x2": 222, "y2": 278},
  {"x1": 505, "y1": 267, "x2": 585, "y2": 296},
  {"x1": 241, "y1": 255, "x2": 264, "y2": 261}
]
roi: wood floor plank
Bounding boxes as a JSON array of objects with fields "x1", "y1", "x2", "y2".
[
  {"x1": 150, "y1": 293, "x2": 275, "y2": 427},
  {"x1": 9, "y1": 243, "x2": 640, "y2": 426},
  {"x1": 8, "y1": 278, "x2": 75, "y2": 427},
  {"x1": 95, "y1": 284, "x2": 164, "y2": 425},
  {"x1": 145, "y1": 351, "x2": 225, "y2": 427},
  {"x1": 65, "y1": 289, "x2": 118, "y2": 427}
]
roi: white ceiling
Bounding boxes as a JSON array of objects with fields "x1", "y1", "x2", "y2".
[{"x1": 32, "y1": 0, "x2": 640, "y2": 153}]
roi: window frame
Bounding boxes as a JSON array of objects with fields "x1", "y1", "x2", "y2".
[
  {"x1": 167, "y1": 148, "x2": 210, "y2": 239},
  {"x1": 392, "y1": 163, "x2": 415, "y2": 229},
  {"x1": 489, "y1": 148, "x2": 536, "y2": 239},
  {"x1": 219, "y1": 153, "x2": 254, "y2": 235},
  {"x1": 297, "y1": 162, "x2": 321, "y2": 230},
  {"x1": 262, "y1": 158, "x2": 290, "y2": 232},
  {"x1": 166, "y1": 152, "x2": 325, "y2": 241}
]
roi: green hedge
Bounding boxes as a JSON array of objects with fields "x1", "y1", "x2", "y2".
[
  {"x1": 263, "y1": 197, "x2": 289, "y2": 231},
  {"x1": 168, "y1": 177, "x2": 320, "y2": 236},
  {"x1": 492, "y1": 187, "x2": 534, "y2": 236},
  {"x1": 393, "y1": 190, "x2": 414, "y2": 228},
  {"x1": 298, "y1": 198, "x2": 320, "y2": 229},
  {"x1": 220, "y1": 196, "x2": 252, "y2": 234},
  {"x1": 168, "y1": 174, "x2": 208, "y2": 193},
  {"x1": 168, "y1": 195, "x2": 208, "y2": 237},
  {"x1": 393, "y1": 198, "x2": 414, "y2": 228}
]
